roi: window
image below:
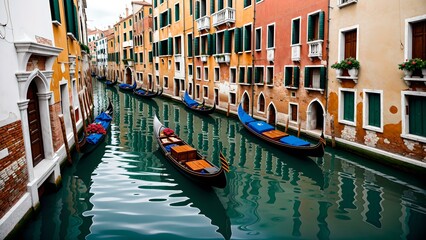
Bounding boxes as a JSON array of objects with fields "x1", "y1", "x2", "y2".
[
  {"x1": 234, "y1": 27, "x2": 243, "y2": 53},
  {"x1": 255, "y1": 27, "x2": 262, "y2": 51},
  {"x1": 203, "y1": 86, "x2": 209, "y2": 98},
  {"x1": 266, "y1": 66, "x2": 274, "y2": 86},
  {"x1": 196, "y1": 66, "x2": 201, "y2": 80},
  {"x1": 180, "y1": 79, "x2": 185, "y2": 92},
  {"x1": 148, "y1": 51, "x2": 153, "y2": 62},
  {"x1": 159, "y1": 10, "x2": 171, "y2": 28},
  {"x1": 156, "y1": 76, "x2": 160, "y2": 86},
  {"x1": 267, "y1": 24, "x2": 275, "y2": 49},
  {"x1": 154, "y1": 17, "x2": 158, "y2": 30},
  {"x1": 175, "y1": 3, "x2": 180, "y2": 22},
  {"x1": 196, "y1": 85, "x2": 200, "y2": 99},
  {"x1": 289, "y1": 103, "x2": 298, "y2": 122},
  {"x1": 204, "y1": 67, "x2": 209, "y2": 81},
  {"x1": 411, "y1": 20, "x2": 426, "y2": 60},
  {"x1": 307, "y1": 11, "x2": 325, "y2": 41},
  {"x1": 175, "y1": 62, "x2": 181, "y2": 71},
  {"x1": 129, "y1": 19, "x2": 132, "y2": 26},
  {"x1": 188, "y1": 33, "x2": 193, "y2": 57},
  {"x1": 188, "y1": 82, "x2": 193, "y2": 95},
  {"x1": 339, "y1": 89, "x2": 356, "y2": 125},
  {"x1": 304, "y1": 66, "x2": 325, "y2": 90},
  {"x1": 190, "y1": 0, "x2": 193, "y2": 15},
  {"x1": 254, "y1": 66, "x2": 264, "y2": 84},
  {"x1": 164, "y1": 76, "x2": 169, "y2": 88},
  {"x1": 139, "y1": 52, "x2": 143, "y2": 63},
  {"x1": 363, "y1": 90, "x2": 382, "y2": 131},
  {"x1": 258, "y1": 93, "x2": 265, "y2": 113},
  {"x1": 214, "y1": 67, "x2": 220, "y2": 82},
  {"x1": 188, "y1": 64, "x2": 193, "y2": 76},
  {"x1": 230, "y1": 92, "x2": 236, "y2": 105},
  {"x1": 124, "y1": 22, "x2": 126, "y2": 29},
  {"x1": 285, "y1": 66, "x2": 300, "y2": 88},
  {"x1": 244, "y1": 0, "x2": 252, "y2": 8},
  {"x1": 244, "y1": 24, "x2": 252, "y2": 52},
  {"x1": 230, "y1": 68, "x2": 237, "y2": 84},
  {"x1": 49, "y1": 0, "x2": 61, "y2": 23},
  {"x1": 155, "y1": 63, "x2": 159, "y2": 70},
  {"x1": 239, "y1": 66, "x2": 245, "y2": 84},
  {"x1": 123, "y1": 49, "x2": 127, "y2": 59},
  {"x1": 402, "y1": 92, "x2": 426, "y2": 141},
  {"x1": 175, "y1": 36, "x2": 182, "y2": 55},
  {"x1": 247, "y1": 66, "x2": 253, "y2": 84}
]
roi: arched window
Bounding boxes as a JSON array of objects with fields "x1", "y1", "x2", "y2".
[{"x1": 258, "y1": 93, "x2": 265, "y2": 113}]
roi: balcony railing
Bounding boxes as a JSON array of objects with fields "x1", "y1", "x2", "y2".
[
  {"x1": 200, "y1": 55, "x2": 208, "y2": 62},
  {"x1": 123, "y1": 40, "x2": 133, "y2": 48},
  {"x1": 196, "y1": 16, "x2": 210, "y2": 31},
  {"x1": 308, "y1": 40, "x2": 323, "y2": 60},
  {"x1": 338, "y1": 0, "x2": 358, "y2": 8},
  {"x1": 213, "y1": 53, "x2": 231, "y2": 64},
  {"x1": 212, "y1": 7, "x2": 236, "y2": 27},
  {"x1": 291, "y1": 45, "x2": 301, "y2": 61}
]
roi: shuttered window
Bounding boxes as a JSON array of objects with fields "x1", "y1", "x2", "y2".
[
  {"x1": 168, "y1": 8, "x2": 172, "y2": 25},
  {"x1": 175, "y1": 4, "x2": 180, "y2": 22},
  {"x1": 224, "y1": 30, "x2": 231, "y2": 53},
  {"x1": 412, "y1": 20, "x2": 426, "y2": 59},
  {"x1": 408, "y1": 95, "x2": 426, "y2": 137},
  {"x1": 285, "y1": 67, "x2": 292, "y2": 86},
  {"x1": 267, "y1": 24, "x2": 275, "y2": 48},
  {"x1": 234, "y1": 27, "x2": 242, "y2": 53},
  {"x1": 255, "y1": 67, "x2": 264, "y2": 84},
  {"x1": 345, "y1": 30, "x2": 357, "y2": 59},
  {"x1": 154, "y1": 0, "x2": 157, "y2": 8},
  {"x1": 190, "y1": 0, "x2": 193, "y2": 15},
  {"x1": 188, "y1": 34, "x2": 193, "y2": 57},
  {"x1": 255, "y1": 28, "x2": 261, "y2": 50},
  {"x1": 244, "y1": 25, "x2": 252, "y2": 51},
  {"x1": 228, "y1": 0, "x2": 233, "y2": 8},
  {"x1": 244, "y1": 0, "x2": 252, "y2": 8},
  {"x1": 49, "y1": 0, "x2": 61, "y2": 23},
  {"x1": 149, "y1": 51, "x2": 153, "y2": 62},
  {"x1": 195, "y1": 1, "x2": 200, "y2": 19},
  {"x1": 292, "y1": 19, "x2": 300, "y2": 44},
  {"x1": 367, "y1": 93, "x2": 381, "y2": 128},
  {"x1": 194, "y1": 37, "x2": 200, "y2": 56},
  {"x1": 168, "y1": 37, "x2": 173, "y2": 56},
  {"x1": 239, "y1": 67, "x2": 245, "y2": 83},
  {"x1": 218, "y1": 0, "x2": 224, "y2": 10},
  {"x1": 247, "y1": 67, "x2": 253, "y2": 84},
  {"x1": 343, "y1": 91, "x2": 355, "y2": 122},
  {"x1": 210, "y1": 0, "x2": 215, "y2": 14},
  {"x1": 308, "y1": 11, "x2": 324, "y2": 41}
]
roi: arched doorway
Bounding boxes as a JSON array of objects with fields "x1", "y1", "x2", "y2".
[
  {"x1": 258, "y1": 93, "x2": 265, "y2": 113},
  {"x1": 267, "y1": 103, "x2": 277, "y2": 125},
  {"x1": 116, "y1": 70, "x2": 120, "y2": 81},
  {"x1": 242, "y1": 92, "x2": 250, "y2": 112},
  {"x1": 307, "y1": 100, "x2": 324, "y2": 131},
  {"x1": 27, "y1": 80, "x2": 44, "y2": 166},
  {"x1": 125, "y1": 68, "x2": 132, "y2": 84}
]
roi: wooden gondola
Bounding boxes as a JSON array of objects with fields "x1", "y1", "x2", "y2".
[
  {"x1": 153, "y1": 115, "x2": 228, "y2": 188},
  {"x1": 105, "y1": 78, "x2": 118, "y2": 87},
  {"x1": 133, "y1": 87, "x2": 162, "y2": 99},
  {"x1": 96, "y1": 75, "x2": 106, "y2": 81},
  {"x1": 181, "y1": 91, "x2": 216, "y2": 115},
  {"x1": 118, "y1": 82, "x2": 137, "y2": 92},
  {"x1": 91, "y1": 72, "x2": 96, "y2": 77},
  {"x1": 237, "y1": 104, "x2": 325, "y2": 157},
  {"x1": 79, "y1": 99, "x2": 113, "y2": 154}
]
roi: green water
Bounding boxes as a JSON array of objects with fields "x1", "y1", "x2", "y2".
[{"x1": 19, "y1": 80, "x2": 426, "y2": 239}]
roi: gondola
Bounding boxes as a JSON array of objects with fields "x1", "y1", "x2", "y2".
[
  {"x1": 96, "y1": 75, "x2": 106, "y2": 81},
  {"x1": 181, "y1": 91, "x2": 216, "y2": 114},
  {"x1": 237, "y1": 104, "x2": 325, "y2": 157},
  {"x1": 153, "y1": 115, "x2": 228, "y2": 188},
  {"x1": 118, "y1": 82, "x2": 137, "y2": 92},
  {"x1": 105, "y1": 78, "x2": 118, "y2": 87},
  {"x1": 133, "y1": 87, "x2": 162, "y2": 99},
  {"x1": 79, "y1": 99, "x2": 113, "y2": 154}
]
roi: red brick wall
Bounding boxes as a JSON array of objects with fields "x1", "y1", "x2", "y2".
[
  {"x1": 49, "y1": 103, "x2": 64, "y2": 152},
  {"x1": 0, "y1": 121, "x2": 28, "y2": 218}
]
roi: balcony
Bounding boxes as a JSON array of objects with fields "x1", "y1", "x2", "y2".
[
  {"x1": 200, "y1": 55, "x2": 208, "y2": 62},
  {"x1": 214, "y1": 53, "x2": 231, "y2": 64},
  {"x1": 291, "y1": 45, "x2": 301, "y2": 61},
  {"x1": 267, "y1": 48, "x2": 275, "y2": 62},
  {"x1": 308, "y1": 40, "x2": 323, "y2": 60},
  {"x1": 196, "y1": 16, "x2": 210, "y2": 31},
  {"x1": 212, "y1": 7, "x2": 236, "y2": 27},
  {"x1": 403, "y1": 69, "x2": 426, "y2": 86},
  {"x1": 174, "y1": 53, "x2": 183, "y2": 62},
  {"x1": 123, "y1": 40, "x2": 133, "y2": 48},
  {"x1": 338, "y1": 0, "x2": 358, "y2": 8}
]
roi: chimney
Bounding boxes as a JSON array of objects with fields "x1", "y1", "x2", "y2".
[
  {"x1": 119, "y1": 14, "x2": 122, "y2": 20},
  {"x1": 126, "y1": 6, "x2": 129, "y2": 17}
]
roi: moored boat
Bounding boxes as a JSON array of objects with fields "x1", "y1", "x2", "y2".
[
  {"x1": 153, "y1": 115, "x2": 228, "y2": 188},
  {"x1": 105, "y1": 78, "x2": 118, "y2": 87},
  {"x1": 181, "y1": 91, "x2": 215, "y2": 115},
  {"x1": 79, "y1": 100, "x2": 113, "y2": 154},
  {"x1": 133, "y1": 87, "x2": 162, "y2": 99},
  {"x1": 237, "y1": 103, "x2": 325, "y2": 157},
  {"x1": 118, "y1": 82, "x2": 137, "y2": 92}
]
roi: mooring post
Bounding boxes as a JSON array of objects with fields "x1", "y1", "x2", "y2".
[
  {"x1": 58, "y1": 114, "x2": 72, "y2": 164},
  {"x1": 285, "y1": 116, "x2": 289, "y2": 133},
  {"x1": 331, "y1": 117, "x2": 336, "y2": 148},
  {"x1": 69, "y1": 105, "x2": 80, "y2": 153}
]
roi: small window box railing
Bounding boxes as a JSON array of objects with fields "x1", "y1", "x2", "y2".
[
  {"x1": 308, "y1": 40, "x2": 323, "y2": 60},
  {"x1": 338, "y1": 0, "x2": 358, "y2": 8},
  {"x1": 213, "y1": 53, "x2": 231, "y2": 64},
  {"x1": 196, "y1": 16, "x2": 210, "y2": 31},
  {"x1": 212, "y1": 7, "x2": 236, "y2": 27}
]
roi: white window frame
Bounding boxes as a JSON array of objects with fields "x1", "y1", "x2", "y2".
[
  {"x1": 243, "y1": 23, "x2": 253, "y2": 53},
  {"x1": 257, "y1": 92, "x2": 266, "y2": 114},
  {"x1": 214, "y1": 67, "x2": 220, "y2": 82},
  {"x1": 230, "y1": 67, "x2": 237, "y2": 84},
  {"x1": 401, "y1": 91, "x2": 426, "y2": 143},
  {"x1": 338, "y1": 25, "x2": 359, "y2": 62},
  {"x1": 338, "y1": 88, "x2": 357, "y2": 126},
  {"x1": 229, "y1": 92, "x2": 237, "y2": 106},
  {"x1": 163, "y1": 76, "x2": 169, "y2": 89},
  {"x1": 288, "y1": 102, "x2": 299, "y2": 124},
  {"x1": 306, "y1": 10, "x2": 323, "y2": 43},
  {"x1": 404, "y1": 14, "x2": 426, "y2": 60},
  {"x1": 255, "y1": 26, "x2": 262, "y2": 51},
  {"x1": 363, "y1": 89, "x2": 383, "y2": 133},
  {"x1": 188, "y1": 64, "x2": 193, "y2": 77},
  {"x1": 266, "y1": 66, "x2": 274, "y2": 87},
  {"x1": 196, "y1": 66, "x2": 202, "y2": 80},
  {"x1": 291, "y1": 17, "x2": 302, "y2": 46},
  {"x1": 196, "y1": 84, "x2": 201, "y2": 99},
  {"x1": 254, "y1": 65, "x2": 265, "y2": 85},
  {"x1": 204, "y1": 66, "x2": 209, "y2": 81},
  {"x1": 203, "y1": 85, "x2": 209, "y2": 99},
  {"x1": 174, "y1": 2, "x2": 181, "y2": 23},
  {"x1": 337, "y1": 0, "x2": 358, "y2": 8},
  {"x1": 266, "y1": 23, "x2": 276, "y2": 50}
]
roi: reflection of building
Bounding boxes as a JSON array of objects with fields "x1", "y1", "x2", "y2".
[
  {"x1": 0, "y1": 0, "x2": 90, "y2": 238},
  {"x1": 327, "y1": 0, "x2": 426, "y2": 161}
]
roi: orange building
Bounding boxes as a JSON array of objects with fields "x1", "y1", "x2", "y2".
[{"x1": 113, "y1": 8, "x2": 134, "y2": 84}]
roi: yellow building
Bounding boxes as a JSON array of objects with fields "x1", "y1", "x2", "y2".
[{"x1": 113, "y1": 9, "x2": 134, "y2": 84}]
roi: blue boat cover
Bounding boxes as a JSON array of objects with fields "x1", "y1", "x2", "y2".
[
  {"x1": 94, "y1": 112, "x2": 112, "y2": 132},
  {"x1": 279, "y1": 135, "x2": 310, "y2": 146},
  {"x1": 238, "y1": 104, "x2": 255, "y2": 124},
  {"x1": 119, "y1": 82, "x2": 136, "y2": 89},
  {"x1": 248, "y1": 121, "x2": 275, "y2": 134},
  {"x1": 86, "y1": 133, "x2": 103, "y2": 144},
  {"x1": 136, "y1": 89, "x2": 146, "y2": 95},
  {"x1": 184, "y1": 91, "x2": 199, "y2": 107},
  {"x1": 165, "y1": 144, "x2": 178, "y2": 152}
]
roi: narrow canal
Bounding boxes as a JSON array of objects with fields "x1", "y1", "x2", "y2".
[{"x1": 20, "y1": 80, "x2": 426, "y2": 240}]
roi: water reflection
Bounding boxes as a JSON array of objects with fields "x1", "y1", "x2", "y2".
[{"x1": 19, "y1": 80, "x2": 426, "y2": 240}]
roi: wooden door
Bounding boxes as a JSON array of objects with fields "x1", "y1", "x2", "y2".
[
  {"x1": 27, "y1": 81, "x2": 44, "y2": 166},
  {"x1": 268, "y1": 105, "x2": 276, "y2": 125},
  {"x1": 412, "y1": 20, "x2": 426, "y2": 59}
]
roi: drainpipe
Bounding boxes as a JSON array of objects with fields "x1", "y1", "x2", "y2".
[
  {"x1": 192, "y1": 1, "x2": 196, "y2": 96},
  {"x1": 324, "y1": 1, "x2": 331, "y2": 137},
  {"x1": 250, "y1": 2, "x2": 256, "y2": 117}
]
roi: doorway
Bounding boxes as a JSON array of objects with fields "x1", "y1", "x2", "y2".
[{"x1": 27, "y1": 81, "x2": 44, "y2": 166}]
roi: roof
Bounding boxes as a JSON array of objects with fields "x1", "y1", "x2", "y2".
[{"x1": 131, "y1": 1, "x2": 151, "y2": 6}]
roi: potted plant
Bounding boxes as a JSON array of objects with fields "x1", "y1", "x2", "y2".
[
  {"x1": 398, "y1": 58, "x2": 422, "y2": 78},
  {"x1": 420, "y1": 59, "x2": 426, "y2": 77},
  {"x1": 331, "y1": 57, "x2": 360, "y2": 77}
]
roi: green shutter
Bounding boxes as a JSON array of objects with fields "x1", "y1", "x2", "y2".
[
  {"x1": 168, "y1": 8, "x2": 172, "y2": 25},
  {"x1": 218, "y1": 0, "x2": 224, "y2": 10},
  {"x1": 154, "y1": 0, "x2": 157, "y2": 8},
  {"x1": 65, "y1": 0, "x2": 74, "y2": 35},
  {"x1": 255, "y1": 67, "x2": 259, "y2": 83},
  {"x1": 190, "y1": 0, "x2": 193, "y2": 15},
  {"x1": 256, "y1": 29, "x2": 261, "y2": 50},
  {"x1": 244, "y1": 26, "x2": 249, "y2": 51},
  {"x1": 409, "y1": 96, "x2": 426, "y2": 137},
  {"x1": 244, "y1": 0, "x2": 248, "y2": 7},
  {"x1": 320, "y1": 67, "x2": 326, "y2": 89},
  {"x1": 130, "y1": 31, "x2": 133, "y2": 39},
  {"x1": 211, "y1": 33, "x2": 216, "y2": 55},
  {"x1": 210, "y1": 0, "x2": 215, "y2": 14},
  {"x1": 49, "y1": 0, "x2": 61, "y2": 23},
  {"x1": 268, "y1": 25, "x2": 274, "y2": 48},
  {"x1": 149, "y1": 8, "x2": 152, "y2": 15},
  {"x1": 285, "y1": 67, "x2": 291, "y2": 86},
  {"x1": 130, "y1": 49, "x2": 133, "y2": 59},
  {"x1": 188, "y1": 35, "x2": 193, "y2": 57},
  {"x1": 319, "y1": 11, "x2": 325, "y2": 40},
  {"x1": 159, "y1": 15, "x2": 163, "y2": 28},
  {"x1": 72, "y1": 3, "x2": 79, "y2": 39},
  {"x1": 239, "y1": 68, "x2": 245, "y2": 83},
  {"x1": 194, "y1": 37, "x2": 200, "y2": 56},
  {"x1": 292, "y1": 20, "x2": 297, "y2": 44},
  {"x1": 247, "y1": 68, "x2": 252, "y2": 84},
  {"x1": 234, "y1": 28, "x2": 241, "y2": 53},
  {"x1": 158, "y1": 41, "x2": 162, "y2": 56},
  {"x1": 149, "y1": 51, "x2": 153, "y2": 62},
  {"x1": 308, "y1": 15, "x2": 314, "y2": 41},
  {"x1": 195, "y1": 1, "x2": 200, "y2": 19},
  {"x1": 368, "y1": 93, "x2": 381, "y2": 127},
  {"x1": 293, "y1": 67, "x2": 299, "y2": 88},
  {"x1": 304, "y1": 67, "x2": 310, "y2": 88},
  {"x1": 175, "y1": 4, "x2": 180, "y2": 22},
  {"x1": 224, "y1": 30, "x2": 231, "y2": 53},
  {"x1": 228, "y1": 0, "x2": 233, "y2": 7},
  {"x1": 343, "y1": 92, "x2": 355, "y2": 122},
  {"x1": 135, "y1": 53, "x2": 138, "y2": 62},
  {"x1": 168, "y1": 37, "x2": 173, "y2": 55}
]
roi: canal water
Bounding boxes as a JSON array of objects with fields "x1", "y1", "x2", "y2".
[{"x1": 19, "y1": 80, "x2": 426, "y2": 239}]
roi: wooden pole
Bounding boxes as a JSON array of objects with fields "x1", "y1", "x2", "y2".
[
  {"x1": 84, "y1": 88, "x2": 93, "y2": 120},
  {"x1": 58, "y1": 114, "x2": 72, "y2": 164},
  {"x1": 227, "y1": 102, "x2": 230, "y2": 117},
  {"x1": 331, "y1": 117, "x2": 336, "y2": 148},
  {"x1": 78, "y1": 94, "x2": 87, "y2": 134},
  {"x1": 297, "y1": 121, "x2": 301, "y2": 138},
  {"x1": 69, "y1": 105, "x2": 80, "y2": 152},
  {"x1": 83, "y1": 90, "x2": 92, "y2": 123},
  {"x1": 285, "y1": 116, "x2": 289, "y2": 132}
]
